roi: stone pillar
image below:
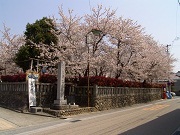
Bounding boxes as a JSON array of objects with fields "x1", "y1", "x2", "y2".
[
  {"x1": 52, "y1": 61, "x2": 79, "y2": 110},
  {"x1": 53, "y1": 61, "x2": 67, "y2": 109}
]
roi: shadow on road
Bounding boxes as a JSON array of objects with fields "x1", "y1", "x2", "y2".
[{"x1": 120, "y1": 109, "x2": 180, "y2": 135}]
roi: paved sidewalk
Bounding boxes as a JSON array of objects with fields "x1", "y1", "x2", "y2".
[
  {"x1": 0, "y1": 107, "x2": 61, "y2": 132},
  {"x1": 0, "y1": 98, "x2": 178, "y2": 134},
  {"x1": 0, "y1": 99, "x2": 169, "y2": 132},
  {"x1": 0, "y1": 118, "x2": 17, "y2": 131}
]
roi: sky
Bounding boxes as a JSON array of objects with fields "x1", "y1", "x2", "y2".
[{"x1": 1, "y1": 0, "x2": 180, "y2": 72}]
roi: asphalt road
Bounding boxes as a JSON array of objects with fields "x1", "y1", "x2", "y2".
[{"x1": 2, "y1": 97, "x2": 180, "y2": 135}]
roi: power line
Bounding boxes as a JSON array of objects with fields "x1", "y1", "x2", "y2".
[
  {"x1": 172, "y1": 1, "x2": 180, "y2": 45},
  {"x1": 88, "y1": 0, "x2": 92, "y2": 15},
  {"x1": 176, "y1": 1, "x2": 179, "y2": 37}
]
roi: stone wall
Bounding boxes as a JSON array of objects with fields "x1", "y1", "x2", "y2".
[
  {"x1": 0, "y1": 82, "x2": 56, "y2": 112},
  {"x1": 43, "y1": 107, "x2": 97, "y2": 117},
  {"x1": 0, "y1": 82, "x2": 162, "y2": 115},
  {"x1": 75, "y1": 86, "x2": 162, "y2": 111},
  {"x1": 93, "y1": 92, "x2": 161, "y2": 111},
  {"x1": 0, "y1": 82, "x2": 28, "y2": 111},
  {"x1": 35, "y1": 83, "x2": 57, "y2": 107},
  {"x1": 47, "y1": 86, "x2": 162, "y2": 116},
  {"x1": 0, "y1": 90, "x2": 28, "y2": 111}
]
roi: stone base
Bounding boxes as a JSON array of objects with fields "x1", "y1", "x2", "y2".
[
  {"x1": 54, "y1": 99, "x2": 67, "y2": 105},
  {"x1": 43, "y1": 107, "x2": 97, "y2": 117},
  {"x1": 30, "y1": 107, "x2": 43, "y2": 113},
  {"x1": 51, "y1": 104, "x2": 79, "y2": 110}
]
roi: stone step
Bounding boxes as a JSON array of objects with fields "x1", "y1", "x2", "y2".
[{"x1": 30, "y1": 107, "x2": 43, "y2": 113}]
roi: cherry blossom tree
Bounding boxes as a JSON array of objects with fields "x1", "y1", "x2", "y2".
[
  {"x1": 7, "y1": 4, "x2": 174, "y2": 83},
  {"x1": 104, "y1": 16, "x2": 144, "y2": 80},
  {"x1": 36, "y1": 7, "x2": 84, "y2": 76},
  {"x1": 0, "y1": 24, "x2": 24, "y2": 74},
  {"x1": 139, "y1": 35, "x2": 175, "y2": 82},
  {"x1": 35, "y1": 6, "x2": 114, "y2": 77}
]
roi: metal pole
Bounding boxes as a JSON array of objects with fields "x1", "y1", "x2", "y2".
[
  {"x1": 86, "y1": 34, "x2": 90, "y2": 107},
  {"x1": 30, "y1": 59, "x2": 33, "y2": 71},
  {"x1": 87, "y1": 45, "x2": 90, "y2": 107},
  {"x1": 37, "y1": 59, "x2": 39, "y2": 73},
  {"x1": 86, "y1": 29, "x2": 103, "y2": 107},
  {"x1": 4, "y1": 62, "x2": 6, "y2": 75},
  {"x1": 166, "y1": 44, "x2": 171, "y2": 92}
]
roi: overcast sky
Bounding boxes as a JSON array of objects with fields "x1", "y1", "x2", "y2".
[{"x1": 1, "y1": 0, "x2": 180, "y2": 72}]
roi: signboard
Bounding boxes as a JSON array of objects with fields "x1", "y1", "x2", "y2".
[
  {"x1": 26, "y1": 71, "x2": 39, "y2": 82},
  {"x1": 28, "y1": 74, "x2": 37, "y2": 107}
]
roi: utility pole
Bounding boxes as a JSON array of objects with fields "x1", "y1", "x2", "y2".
[
  {"x1": 166, "y1": 44, "x2": 171, "y2": 93},
  {"x1": 166, "y1": 44, "x2": 171, "y2": 54}
]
